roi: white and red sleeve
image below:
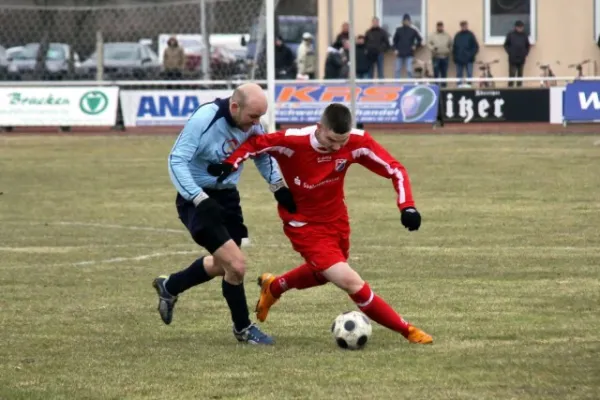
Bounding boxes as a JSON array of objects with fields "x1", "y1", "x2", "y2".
[
  {"x1": 351, "y1": 132, "x2": 415, "y2": 210},
  {"x1": 224, "y1": 131, "x2": 293, "y2": 168}
]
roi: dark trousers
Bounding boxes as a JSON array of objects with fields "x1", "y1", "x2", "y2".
[
  {"x1": 176, "y1": 188, "x2": 248, "y2": 253},
  {"x1": 432, "y1": 57, "x2": 449, "y2": 87},
  {"x1": 508, "y1": 63, "x2": 524, "y2": 87},
  {"x1": 368, "y1": 53, "x2": 385, "y2": 79}
]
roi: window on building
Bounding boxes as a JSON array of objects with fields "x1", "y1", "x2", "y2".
[
  {"x1": 484, "y1": 0, "x2": 537, "y2": 45},
  {"x1": 377, "y1": 0, "x2": 427, "y2": 40}
]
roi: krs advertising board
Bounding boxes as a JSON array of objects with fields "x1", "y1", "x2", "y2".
[{"x1": 274, "y1": 83, "x2": 439, "y2": 124}]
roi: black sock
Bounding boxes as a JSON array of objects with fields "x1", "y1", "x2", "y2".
[
  {"x1": 222, "y1": 279, "x2": 251, "y2": 332},
  {"x1": 165, "y1": 257, "x2": 212, "y2": 296}
]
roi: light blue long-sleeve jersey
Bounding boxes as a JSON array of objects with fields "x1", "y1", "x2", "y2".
[{"x1": 168, "y1": 97, "x2": 282, "y2": 201}]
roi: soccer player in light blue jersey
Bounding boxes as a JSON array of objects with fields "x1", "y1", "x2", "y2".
[{"x1": 152, "y1": 83, "x2": 297, "y2": 345}]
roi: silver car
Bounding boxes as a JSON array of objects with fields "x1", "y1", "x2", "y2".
[
  {"x1": 8, "y1": 42, "x2": 80, "y2": 80},
  {"x1": 78, "y1": 42, "x2": 162, "y2": 80}
]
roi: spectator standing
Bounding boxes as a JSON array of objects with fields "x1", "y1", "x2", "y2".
[
  {"x1": 392, "y1": 14, "x2": 422, "y2": 79},
  {"x1": 428, "y1": 21, "x2": 452, "y2": 87},
  {"x1": 333, "y1": 22, "x2": 350, "y2": 50},
  {"x1": 504, "y1": 20, "x2": 531, "y2": 87},
  {"x1": 364, "y1": 17, "x2": 390, "y2": 79},
  {"x1": 296, "y1": 32, "x2": 316, "y2": 79},
  {"x1": 274, "y1": 35, "x2": 295, "y2": 79},
  {"x1": 355, "y1": 35, "x2": 371, "y2": 79},
  {"x1": 324, "y1": 45, "x2": 345, "y2": 79},
  {"x1": 163, "y1": 36, "x2": 185, "y2": 79},
  {"x1": 452, "y1": 21, "x2": 479, "y2": 85}
]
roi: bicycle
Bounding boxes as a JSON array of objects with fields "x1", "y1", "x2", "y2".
[
  {"x1": 537, "y1": 61, "x2": 559, "y2": 87},
  {"x1": 568, "y1": 59, "x2": 591, "y2": 80},
  {"x1": 475, "y1": 59, "x2": 499, "y2": 88}
]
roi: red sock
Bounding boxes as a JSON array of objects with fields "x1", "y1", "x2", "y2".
[
  {"x1": 270, "y1": 264, "x2": 328, "y2": 298},
  {"x1": 350, "y1": 283, "x2": 411, "y2": 337}
]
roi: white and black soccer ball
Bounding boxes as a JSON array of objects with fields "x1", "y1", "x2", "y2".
[{"x1": 331, "y1": 311, "x2": 372, "y2": 350}]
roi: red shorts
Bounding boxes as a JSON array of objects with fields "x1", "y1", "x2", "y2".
[{"x1": 283, "y1": 219, "x2": 350, "y2": 272}]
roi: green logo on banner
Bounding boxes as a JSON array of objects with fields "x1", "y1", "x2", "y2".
[{"x1": 80, "y1": 91, "x2": 109, "y2": 115}]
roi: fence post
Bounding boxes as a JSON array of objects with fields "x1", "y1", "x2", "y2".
[{"x1": 95, "y1": 30, "x2": 103, "y2": 82}]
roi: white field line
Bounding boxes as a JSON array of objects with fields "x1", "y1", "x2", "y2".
[
  {"x1": 53, "y1": 221, "x2": 186, "y2": 234},
  {"x1": 50, "y1": 250, "x2": 198, "y2": 267},
  {"x1": 1, "y1": 221, "x2": 597, "y2": 253}
]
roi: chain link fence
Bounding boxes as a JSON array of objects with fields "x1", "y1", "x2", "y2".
[{"x1": 0, "y1": 0, "x2": 316, "y2": 83}]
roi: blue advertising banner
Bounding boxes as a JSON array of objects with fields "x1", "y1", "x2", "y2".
[
  {"x1": 563, "y1": 80, "x2": 600, "y2": 123},
  {"x1": 275, "y1": 83, "x2": 440, "y2": 124}
]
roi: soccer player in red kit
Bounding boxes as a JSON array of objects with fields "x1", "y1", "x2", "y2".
[{"x1": 209, "y1": 103, "x2": 432, "y2": 344}]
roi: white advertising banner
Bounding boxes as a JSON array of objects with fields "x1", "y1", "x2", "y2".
[
  {"x1": 119, "y1": 90, "x2": 237, "y2": 127},
  {"x1": 0, "y1": 87, "x2": 119, "y2": 126},
  {"x1": 550, "y1": 86, "x2": 566, "y2": 124}
]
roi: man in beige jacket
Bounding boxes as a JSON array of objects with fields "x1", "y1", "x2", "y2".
[
  {"x1": 296, "y1": 32, "x2": 316, "y2": 79},
  {"x1": 428, "y1": 22, "x2": 452, "y2": 87}
]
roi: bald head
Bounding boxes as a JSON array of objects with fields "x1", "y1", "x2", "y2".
[
  {"x1": 232, "y1": 83, "x2": 267, "y2": 108},
  {"x1": 230, "y1": 83, "x2": 268, "y2": 131}
]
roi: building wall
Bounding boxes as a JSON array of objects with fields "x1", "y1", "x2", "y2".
[{"x1": 318, "y1": 0, "x2": 600, "y2": 85}]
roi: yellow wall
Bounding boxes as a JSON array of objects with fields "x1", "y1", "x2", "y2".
[{"x1": 318, "y1": 0, "x2": 600, "y2": 85}]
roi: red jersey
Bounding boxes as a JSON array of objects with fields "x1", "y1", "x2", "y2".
[{"x1": 224, "y1": 125, "x2": 415, "y2": 224}]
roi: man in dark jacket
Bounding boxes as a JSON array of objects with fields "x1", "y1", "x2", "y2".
[
  {"x1": 355, "y1": 35, "x2": 370, "y2": 78},
  {"x1": 504, "y1": 20, "x2": 530, "y2": 87},
  {"x1": 452, "y1": 21, "x2": 479, "y2": 85},
  {"x1": 324, "y1": 45, "x2": 346, "y2": 79},
  {"x1": 333, "y1": 22, "x2": 350, "y2": 50},
  {"x1": 274, "y1": 36, "x2": 295, "y2": 79},
  {"x1": 364, "y1": 16, "x2": 390, "y2": 79},
  {"x1": 392, "y1": 13, "x2": 422, "y2": 78}
]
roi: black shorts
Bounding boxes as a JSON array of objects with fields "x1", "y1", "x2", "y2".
[{"x1": 176, "y1": 188, "x2": 248, "y2": 254}]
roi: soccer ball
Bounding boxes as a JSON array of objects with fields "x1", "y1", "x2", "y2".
[{"x1": 331, "y1": 311, "x2": 372, "y2": 350}]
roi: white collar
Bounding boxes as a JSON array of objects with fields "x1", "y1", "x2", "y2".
[{"x1": 309, "y1": 130, "x2": 330, "y2": 153}]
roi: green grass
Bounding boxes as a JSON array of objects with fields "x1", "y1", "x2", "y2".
[{"x1": 1, "y1": 133, "x2": 599, "y2": 400}]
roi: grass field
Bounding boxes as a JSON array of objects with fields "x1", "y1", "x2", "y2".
[{"x1": 1, "y1": 133, "x2": 599, "y2": 400}]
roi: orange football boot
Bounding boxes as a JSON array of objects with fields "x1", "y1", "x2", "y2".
[
  {"x1": 406, "y1": 325, "x2": 433, "y2": 344},
  {"x1": 255, "y1": 273, "x2": 279, "y2": 322}
]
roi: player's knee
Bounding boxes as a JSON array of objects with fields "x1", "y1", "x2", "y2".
[
  {"x1": 341, "y1": 275, "x2": 365, "y2": 294},
  {"x1": 322, "y1": 262, "x2": 364, "y2": 294},
  {"x1": 228, "y1": 256, "x2": 247, "y2": 278},
  {"x1": 220, "y1": 253, "x2": 246, "y2": 283}
]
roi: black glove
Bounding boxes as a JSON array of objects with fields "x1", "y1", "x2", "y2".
[
  {"x1": 274, "y1": 186, "x2": 297, "y2": 213},
  {"x1": 401, "y1": 207, "x2": 421, "y2": 231},
  {"x1": 207, "y1": 163, "x2": 235, "y2": 183}
]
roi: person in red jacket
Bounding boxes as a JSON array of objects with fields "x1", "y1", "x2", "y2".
[{"x1": 208, "y1": 103, "x2": 432, "y2": 344}]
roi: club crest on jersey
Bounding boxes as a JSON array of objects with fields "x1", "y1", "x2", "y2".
[
  {"x1": 221, "y1": 138, "x2": 240, "y2": 156},
  {"x1": 335, "y1": 159, "x2": 347, "y2": 172}
]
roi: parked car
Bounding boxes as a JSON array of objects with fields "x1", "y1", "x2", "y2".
[
  {"x1": 0, "y1": 45, "x2": 9, "y2": 80},
  {"x1": 7, "y1": 42, "x2": 80, "y2": 80},
  {"x1": 184, "y1": 44, "x2": 246, "y2": 79},
  {"x1": 6, "y1": 46, "x2": 23, "y2": 61},
  {"x1": 78, "y1": 42, "x2": 162, "y2": 80}
]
